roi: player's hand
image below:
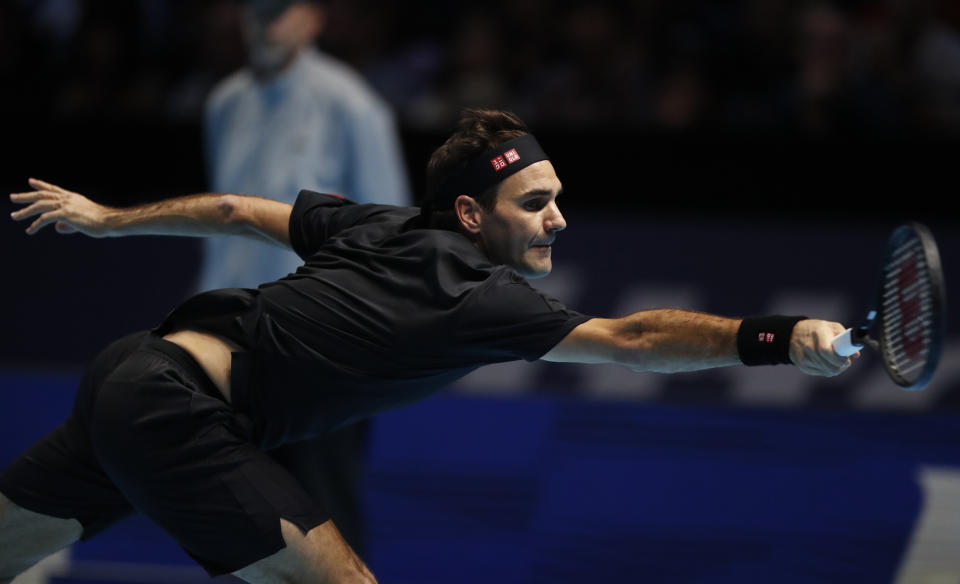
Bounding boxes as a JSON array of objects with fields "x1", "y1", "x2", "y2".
[
  {"x1": 789, "y1": 319, "x2": 857, "y2": 376},
  {"x1": 10, "y1": 178, "x2": 113, "y2": 237}
]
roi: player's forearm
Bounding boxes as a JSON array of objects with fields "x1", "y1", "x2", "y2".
[
  {"x1": 11, "y1": 179, "x2": 291, "y2": 245},
  {"x1": 613, "y1": 309, "x2": 742, "y2": 373},
  {"x1": 545, "y1": 309, "x2": 742, "y2": 371},
  {"x1": 101, "y1": 193, "x2": 244, "y2": 237},
  {"x1": 103, "y1": 193, "x2": 291, "y2": 246}
]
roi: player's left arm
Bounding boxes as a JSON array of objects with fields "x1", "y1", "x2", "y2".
[
  {"x1": 10, "y1": 178, "x2": 292, "y2": 247},
  {"x1": 542, "y1": 309, "x2": 852, "y2": 376}
]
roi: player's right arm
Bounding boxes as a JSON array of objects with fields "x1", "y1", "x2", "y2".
[
  {"x1": 542, "y1": 309, "x2": 852, "y2": 377},
  {"x1": 9, "y1": 178, "x2": 292, "y2": 247}
]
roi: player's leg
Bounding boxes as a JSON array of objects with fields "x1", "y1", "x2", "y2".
[
  {"x1": 0, "y1": 333, "x2": 154, "y2": 583},
  {"x1": 232, "y1": 518, "x2": 376, "y2": 584},
  {"x1": 267, "y1": 422, "x2": 370, "y2": 556},
  {"x1": 94, "y1": 399, "x2": 378, "y2": 581},
  {"x1": 0, "y1": 492, "x2": 82, "y2": 584},
  {"x1": 0, "y1": 415, "x2": 133, "y2": 584},
  {"x1": 87, "y1": 334, "x2": 374, "y2": 581}
]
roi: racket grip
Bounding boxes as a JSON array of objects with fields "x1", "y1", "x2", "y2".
[{"x1": 832, "y1": 328, "x2": 863, "y2": 357}]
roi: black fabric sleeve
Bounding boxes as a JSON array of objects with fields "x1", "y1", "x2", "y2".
[
  {"x1": 289, "y1": 189, "x2": 376, "y2": 260},
  {"x1": 289, "y1": 190, "x2": 356, "y2": 260},
  {"x1": 289, "y1": 190, "x2": 411, "y2": 260},
  {"x1": 456, "y1": 269, "x2": 592, "y2": 362}
]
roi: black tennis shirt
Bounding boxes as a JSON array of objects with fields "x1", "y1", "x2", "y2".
[{"x1": 157, "y1": 191, "x2": 590, "y2": 449}]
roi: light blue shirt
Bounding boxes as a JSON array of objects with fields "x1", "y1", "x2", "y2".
[{"x1": 198, "y1": 48, "x2": 411, "y2": 291}]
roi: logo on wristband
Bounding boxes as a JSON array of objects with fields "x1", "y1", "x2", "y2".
[{"x1": 758, "y1": 332, "x2": 775, "y2": 343}]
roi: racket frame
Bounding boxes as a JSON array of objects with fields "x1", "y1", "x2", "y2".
[{"x1": 857, "y1": 222, "x2": 946, "y2": 390}]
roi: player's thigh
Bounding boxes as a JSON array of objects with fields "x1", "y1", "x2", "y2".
[
  {"x1": 0, "y1": 492, "x2": 82, "y2": 581},
  {"x1": 233, "y1": 518, "x2": 376, "y2": 584}
]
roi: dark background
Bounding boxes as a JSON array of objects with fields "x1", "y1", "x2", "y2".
[
  {"x1": 2, "y1": 0, "x2": 957, "y2": 367},
  {"x1": 2, "y1": 3, "x2": 960, "y2": 582}
]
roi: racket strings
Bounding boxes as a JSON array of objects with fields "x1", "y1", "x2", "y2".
[{"x1": 879, "y1": 237, "x2": 936, "y2": 382}]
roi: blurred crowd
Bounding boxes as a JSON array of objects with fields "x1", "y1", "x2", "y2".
[{"x1": 2, "y1": 0, "x2": 959, "y2": 135}]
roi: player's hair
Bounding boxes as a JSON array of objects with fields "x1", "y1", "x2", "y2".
[{"x1": 424, "y1": 109, "x2": 529, "y2": 230}]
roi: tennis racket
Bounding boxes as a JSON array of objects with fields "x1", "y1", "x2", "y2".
[{"x1": 831, "y1": 222, "x2": 946, "y2": 390}]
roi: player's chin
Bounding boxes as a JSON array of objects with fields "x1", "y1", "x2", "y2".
[{"x1": 520, "y1": 255, "x2": 553, "y2": 279}]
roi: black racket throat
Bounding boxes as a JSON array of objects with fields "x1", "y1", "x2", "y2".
[{"x1": 849, "y1": 326, "x2": 879, "y2": 352}]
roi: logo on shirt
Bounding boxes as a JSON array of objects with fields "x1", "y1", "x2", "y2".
[{"x1": 491, "y1": 148, "x2": 521, "y2": 171}]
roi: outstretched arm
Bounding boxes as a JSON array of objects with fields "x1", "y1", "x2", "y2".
[
  {"x1": 542, "y1": 309, "x2": 853, "y2": 377},
  {"x1": 9, "y1": 178, "x2": 292, "y2": 247}
]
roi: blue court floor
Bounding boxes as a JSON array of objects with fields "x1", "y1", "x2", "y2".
[{"x1": 4, "y1": 370, "x2": 960, "y2": 584}]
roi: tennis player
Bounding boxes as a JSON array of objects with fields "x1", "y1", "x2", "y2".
[{"x1": 1, "y1": 109, "x2": 854, "y2": 584}]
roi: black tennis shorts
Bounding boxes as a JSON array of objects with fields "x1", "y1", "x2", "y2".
[{"x1": 0, "y1": 331, "x2": 330, "y2": 576}]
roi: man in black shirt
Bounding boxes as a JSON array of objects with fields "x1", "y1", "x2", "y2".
[{"x1": 2, "y1": 110, "x2": 854, "y2": 584}]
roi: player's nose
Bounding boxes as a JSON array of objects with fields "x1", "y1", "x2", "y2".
[{"x1": 545, "y1": 201, "x2": 566, "y2": 233}]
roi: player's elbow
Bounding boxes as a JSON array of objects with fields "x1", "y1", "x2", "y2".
[
  {"x1": 217, "y1": 194, "x2": 265, "y2": 237},
  {"x1": 216, "y1": 194, "x2": 292, "y2": 247},
  {"x1": 217, "y1": 194, "x2": 246, "y2": 227}
]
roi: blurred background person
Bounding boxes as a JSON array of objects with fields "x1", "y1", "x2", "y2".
[
  {"x1": 200, "y1": 0, "x2": 412, "y2": 557},
  {"x1": 201, "y1": 0, "x2": 410, "y2": 292}
]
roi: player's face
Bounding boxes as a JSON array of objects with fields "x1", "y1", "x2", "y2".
[{"x1": 477, "y1": 160, "x2": 566, "y2": 279}]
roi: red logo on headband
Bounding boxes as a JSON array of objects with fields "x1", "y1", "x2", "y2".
[{"x1": 491, "y1": 148, "x2": 521, "y2": 171}]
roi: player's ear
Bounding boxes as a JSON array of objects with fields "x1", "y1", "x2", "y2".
[{"x1": 455, "y1": 195, "x2": 483, "y2": 234}]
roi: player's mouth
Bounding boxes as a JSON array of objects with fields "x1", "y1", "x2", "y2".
[
  {"x1": 530, "y1": 238, "x2": 554, "y2": 249},
  {"x1": 530, "y1": 244, "x2": 552, "y2": 256}
]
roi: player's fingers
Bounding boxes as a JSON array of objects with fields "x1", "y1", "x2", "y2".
[
  {"x1": 26, "y1": 210, "x2": 64, "y2": 235},
  {"x1": 814, "y1": 339, "x2": 851, "y2": 373},
  {"x1": 10, "y1": 200, "x2": 59, "y2": 221},
  {"x1": 816, "y1": 325, "x2": 851, "y2": 368},
  {"x1": 798, "y1": 341, "x2": 852, "y2": 376},
  {"x1": 28, "y1": 178, "x2": 67, "y2": 193},
  {"x1": 802, "y1": 357, "x2": 849, "y2": 377},
  {"x1": 821, "y1": 353, "x2": 853, "y2": 376},
  {"x1": 821, "y1": 343, "x2": 850, "y2": 369},
  {"x1": 9, "y1": 191, "x2": 53, "y2": 204}
]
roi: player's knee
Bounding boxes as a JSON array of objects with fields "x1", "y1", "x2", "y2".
[
  {"x1": 333, "y1": 569, "x2": 377, "y2": 584},
  {"x1": 0, "y1": 494, "x2": 15, "y2": 581},
  {"x1": 0, "y1": 492, "x2": 13, "y2": 552},
  {"x1": 0, "y1": 491, "x2": 81, "y2": 581},
  {"x1": 235, "y1": 560, "x2": 376, "y2": 584},
  {"x1": 0, "y1": 491, "x2": 11, "y2": 520},
  {"x1": 234, "y1": 519, "x2": 377, "y2": 584},
  {"x1": 318, "y1": 570, "x2": 377, "y2": 584},
  {"x1": 343, "y1": 558, "x2": 377, "y2": 584}
]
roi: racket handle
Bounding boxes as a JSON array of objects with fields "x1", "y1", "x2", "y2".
[{"x1": 832, "y1": 328, "x2": 863, "y2": 356}]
